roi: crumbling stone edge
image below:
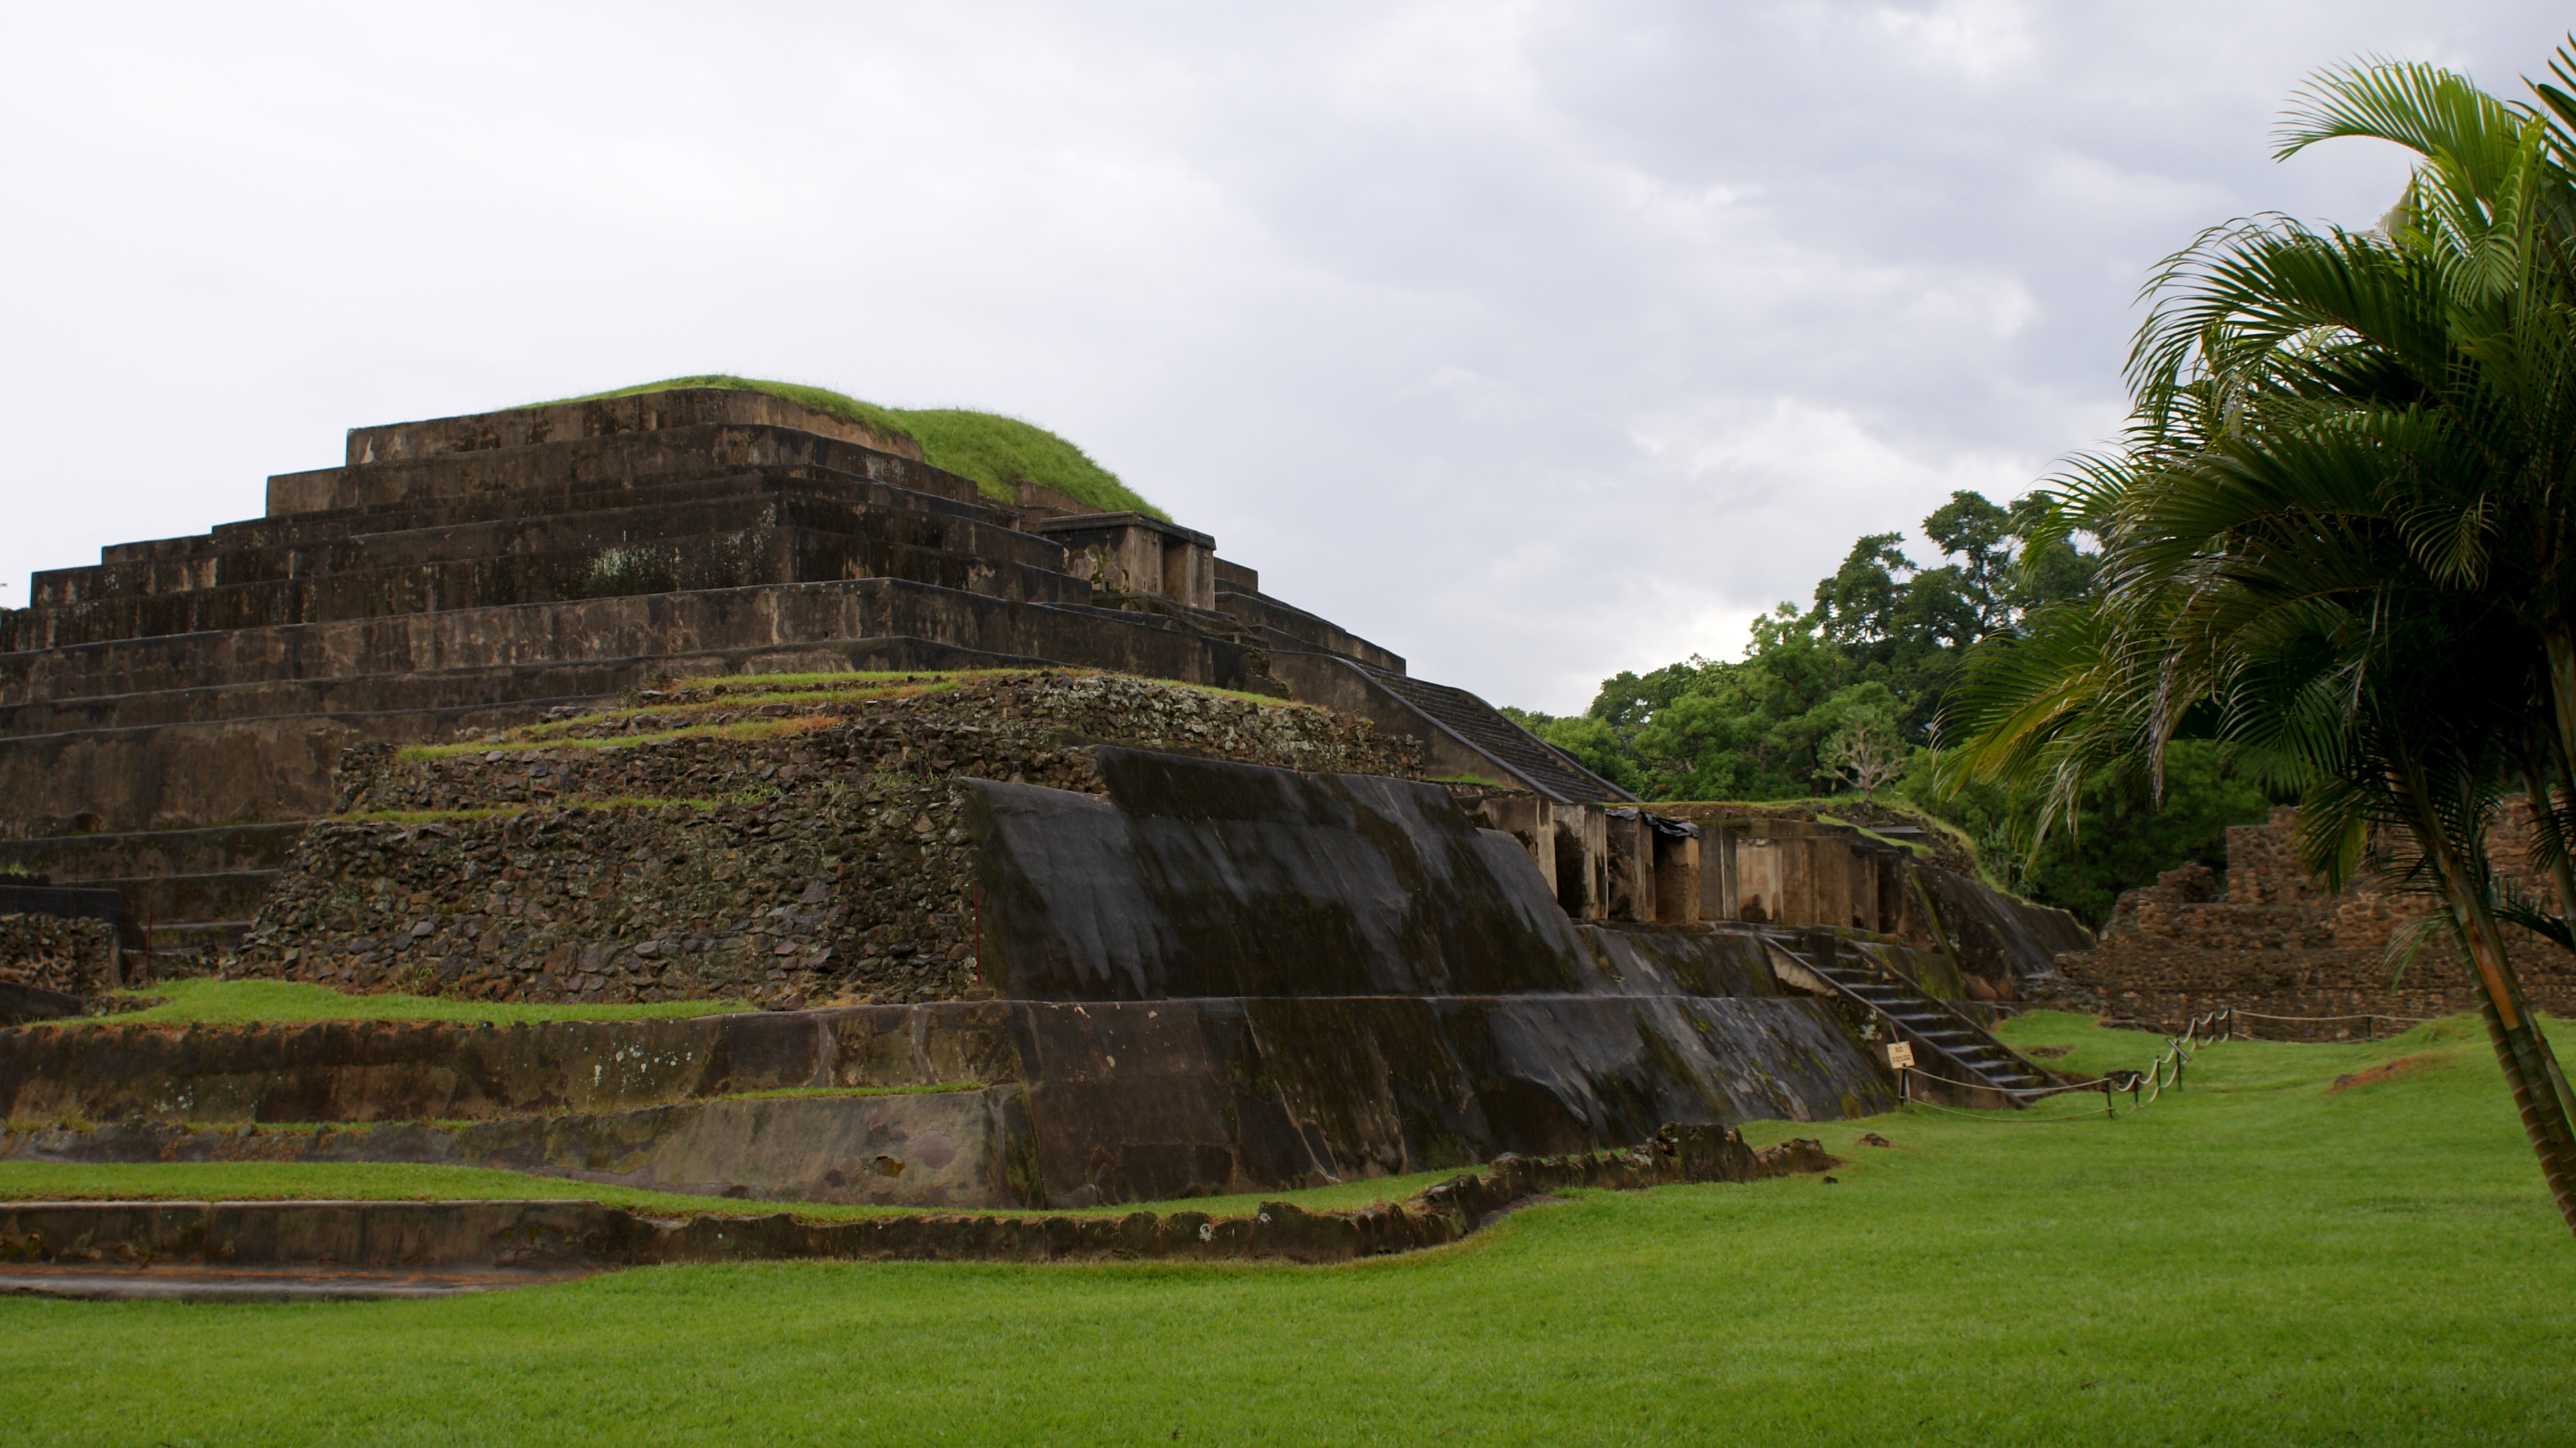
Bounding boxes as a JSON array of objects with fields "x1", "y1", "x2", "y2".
[{"x1": 0, "y1": 1125, "x2": 1840, "y2": 1279}]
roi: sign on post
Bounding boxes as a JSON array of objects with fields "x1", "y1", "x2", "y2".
[{"x1": 1884, "y1": 1041, "x2": 1915, "y2": 1071}]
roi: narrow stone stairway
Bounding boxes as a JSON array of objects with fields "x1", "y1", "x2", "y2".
[
  {"x1": 1766, "y1": 937, "x2": 2053, "y2": 1103},
  {"x1": 1348, "y1": 661, "x2": 1633, "y2": 804}
]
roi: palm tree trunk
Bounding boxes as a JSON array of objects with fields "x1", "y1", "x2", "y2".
[{"x1": 2405, "y1": 781, "x2": 2576, "y2": 1231}]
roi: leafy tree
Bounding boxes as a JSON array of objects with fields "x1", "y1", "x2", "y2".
[
  {"x1": 1810, "y1": 491, "x2": 2101, "y2": 737},
  {"x1": 1820, "y1": 713, "x2": 1907, "y2": 801},
  {"x1": 1502, "y1": 707, "x2": 1644, "y2": 795},
  {"x1": 1903, "y1": 741, "x2": 2283, "y2": 923}
]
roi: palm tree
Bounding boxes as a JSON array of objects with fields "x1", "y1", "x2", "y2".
[{"x1": 1941, "y1": 46, "x2": 2576, "y2": 1228}]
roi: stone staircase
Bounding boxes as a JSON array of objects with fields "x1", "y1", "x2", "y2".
[
  {"x1": 1349, "y1": 661, "x2": 1631, "y2": 804},
  {"x1": 1766, "y1": 935, "x2": 2052, "y2": 1103}
]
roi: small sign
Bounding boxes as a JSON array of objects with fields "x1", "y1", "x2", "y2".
[{"x1": 1884, "y1": 1041, "x2": 1915, "y2": 1070}]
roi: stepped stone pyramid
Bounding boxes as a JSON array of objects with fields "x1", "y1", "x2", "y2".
[
  {"x1": 0, "y1": 385, "x2": 2122, "y2": 1214},
  {"x1": 0, "y1": 387, "x2": 1628, "y2": 960}
]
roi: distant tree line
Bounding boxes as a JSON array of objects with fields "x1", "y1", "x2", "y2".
[{"x1": 1505, "y1": 490, "x2": 2289, "y2": 923}]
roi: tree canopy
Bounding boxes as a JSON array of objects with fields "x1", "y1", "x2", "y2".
[{"x1": 1506, "y1": 488, "x2": 2260, "y2": 920}]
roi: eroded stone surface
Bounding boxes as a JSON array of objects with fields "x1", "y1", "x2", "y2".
[
  {"x1": 2060, "y1": 806, "x2": 2576, "y2": 1031},
  {"x1": 230, "y1": 674, "x2": 1418, "y2": 1007}
]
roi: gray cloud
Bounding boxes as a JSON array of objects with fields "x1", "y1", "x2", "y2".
[{"x1": 1, "y1": 1, "x2": 2562, "y2": 711}]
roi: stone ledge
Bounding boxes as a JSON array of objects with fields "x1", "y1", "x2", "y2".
[{"x1": 0, "y1": 1123, "x2": 1840, "y2": 1289}]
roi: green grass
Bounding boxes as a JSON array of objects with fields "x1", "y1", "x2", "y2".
[
  {"x1": 0, "y1": 1159, "x2": 1465, "y2": 1226},
  {"x1": 5, "y1": 1012, "x2": 2573, "y2": 1445},
  {"x1": 63, "y1": 978, "x2": 750, "y2": 1027},
  {"x1": 342, "y1": 791, "x2": 776, "y2": 824},
  {"x1": 393, "y1": 670, "x2": 1317, "y2": 767},
  {"x1": 398, "y1": 715, "x2": 833, "y2": 761},
  {"x1": 531, "y1": 375, "x2": 1164, "y2": 519}
]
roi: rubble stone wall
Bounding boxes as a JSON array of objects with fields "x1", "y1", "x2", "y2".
[
  {"x1": 234, "y1": 673, "x2": 1419, "y2": 1007},
  {"x1": 2058, "y1": 807, "x2": 2576, "y2": 1034},
  {"x1": 0, "y1": 914, "x2": 116, "y2": 997}
]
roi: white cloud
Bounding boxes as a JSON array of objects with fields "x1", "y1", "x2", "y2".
[{"x1": 1873, "y1": 0, "x2": 2038, "y2": 81}]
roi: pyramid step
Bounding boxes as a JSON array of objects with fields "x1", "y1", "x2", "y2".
[
  {"x1": 41, "y1": 473, "x2": 1054, "y2": 609},
  {"x1": 17, "y1": 520, "x2": 1083, "y2": 651},
  {"x1": 1349, "y1": 662, "x2": 1626, "y2": 803}
]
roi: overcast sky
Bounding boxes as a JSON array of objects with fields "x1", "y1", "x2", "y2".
[{"x1": 2, "y1": 2, "x2": 2563, "y2": 713}]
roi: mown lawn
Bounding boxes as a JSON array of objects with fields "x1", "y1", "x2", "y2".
[
  {"x1": 63, "y1": 977, "x2": 750, "y2": 1027},
  {"x1": 3, "y1": 1011, "x2": 2571, "y2": 1445}
]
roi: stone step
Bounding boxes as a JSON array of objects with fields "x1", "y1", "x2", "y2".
[
  {"x1": 0, "y1": 822, "x2": 307, "y2": 879},
  {"x1": 0, "y1": 669, "x2": 618, "y2": 736},
  {"x1": 37, "y1": 471, "x2": 1056, "y2": 612},
  {"x1": 0, "y1": 574, "x2": 1223, "y2": 713},
  {"x1": 21, "y1": 526, "x2": 1082, "y2": 652},
  {"x1": 1214, "y1": 590, "x2": 1406, "y2": 673},
  {"x1": 1351, "y1": 662, "x2": 1626, "y2": 804},
  {"x1": 147, "y1": 918, "x2": 253, "y2": 947},
  {"x1": 82, "y1": 871, "x2": 280, "y2": 926},
  {"x1": 1780, "y1": 942, "x2": 2054, "y2": 1101},
  {"x1": 342, "y1": 388, "x2": 923, "y2": 472},
  {"x1": 268, "y1": 421, "x2": 983, "y2": 519},
  {"x1": 0, "y1": 591, "x2": 1269, "y2": 834},
  {"x1": 116, "y1": 460, "x2": 989, "y2": 565}
]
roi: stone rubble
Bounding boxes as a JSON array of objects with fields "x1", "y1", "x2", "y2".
[
  {"x1": 0, "y1": 915, "x2": 116, "y2": 998},
  {"x1": 232, "y1": 671, "x2": 1419, "y2": 1007},
  {"x1": 2056, "y1": 806, "x2": 2576, "y2": 1034}
]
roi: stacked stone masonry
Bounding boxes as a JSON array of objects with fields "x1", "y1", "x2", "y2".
[
  {"x1": 233, "y1": 672, "x2": 1421, "y2": 1007},
  {"x1": 0, "y1": 387, "x2": 1640, "y2": 964},
  {"x1": 2060, "y1": 806, "x2": 2576, "y2": 1033},
  {"x1": 0, "y1": 916, "x2": 116, "y2": 998}
]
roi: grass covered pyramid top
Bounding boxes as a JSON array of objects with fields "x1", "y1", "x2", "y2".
[{"x1": 535, "y1": 375, "x2": 1165, "y2": 520}]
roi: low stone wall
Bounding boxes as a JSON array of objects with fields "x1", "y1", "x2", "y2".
[
  {"x1": 2058, "y1": 808, "x2": 2576, "y2": 1034},
  {"x1": 1, "y1": 993, "x2": 1888, "y2": 1207},
  {"x1": 4, "y1": 1089, "x2": 1018, "y2": 1210},
  {"x1": 234, "y1": 673, "x2": 1420, "y2": 1007},
  {"x1": 0, "y1": 914, "x2": 116, "y2": 997},
  {"x1": 0, "y1": 1123, "x2": 1839, "y2": 1279}
]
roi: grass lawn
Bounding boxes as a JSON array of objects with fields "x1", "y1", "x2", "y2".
[
  {"x1": 4, "y1": 1011, "x2": 2573, "y2": 1445},
  {"x1": 0, "y1": 1157, "x2": 1470, "y2": 1224},
  {"x1": 67, "y1": 978, "x2": 750, "y2": 1027}
]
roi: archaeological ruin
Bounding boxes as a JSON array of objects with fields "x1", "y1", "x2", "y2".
[
  {"x1": 0, "y1": 382, "x2": 2100, "y2": 1271},
  {"x1": 2057, "y1": 807, "x2": 2576, "y2": 1037}
]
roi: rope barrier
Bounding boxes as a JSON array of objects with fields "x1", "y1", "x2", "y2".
[
  {"x1": 1899, "y1": 1004, "x2": 2236, "y2": 1121},
  {"x1": 2223, "y1": 1007, "x2": 2430, "y2": 1042},
  {"x1": 2229, "y1": 1009, "x2": 2427, "y2": 1021},
  {"x1": 1899, "y1": 999, "x2": 2444, "y2": 1126}
]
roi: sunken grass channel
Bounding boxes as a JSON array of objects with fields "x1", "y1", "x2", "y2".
[
  {"x1": 59, "y1": 978, "x2": 753, "y2": 1027},
  {"x1": 3, "y1": 1013, "x2": 2573, "y2": 1443}
]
